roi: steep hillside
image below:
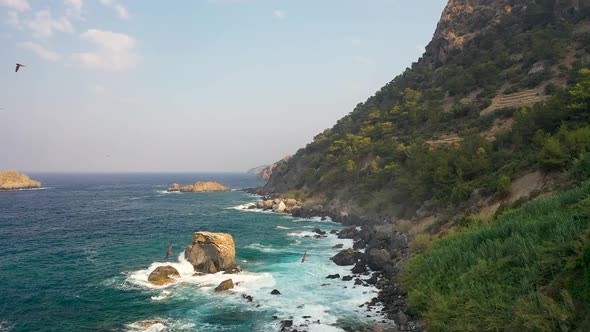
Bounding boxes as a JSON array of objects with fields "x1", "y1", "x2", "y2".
[{"x1": 262, "y1": 0, "x2": 590, "y2": 223}]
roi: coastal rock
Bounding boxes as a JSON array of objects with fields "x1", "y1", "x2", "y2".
[
  {"x1": 333, "y1": 244, "x2": 344, "y2": 249},
  {"x1": 273, "y1": 201, "x2": 287, "y2": 213},
  {"x1": 257, "y1": 156, "x2": 291, "y2": 180},
  {"x1": 352, "y1": 262, "x2": 368, "y2": 274},
  {"x1": 214, "y1": 279, "x2": 234, "y2": 292},
  {"x1": 271, "y1": 289, "x2": 281, "y2": 295},
  {"x1": 184, "y1": 232, "x2": 237, "y2": 273},
  {"x1": 0, "y1": 170, "x2": 42, "y2": 191},
  {"x1": 147, "y1": 266, "x2": 180, "y2": 286},
  {"x1": 312, "y1": 228, "x2": 326, "y2": 236},
  {"x1": 326, "y1": 274, "x2": 341, "y2": 279},
  {"x1": 330, "y1": 249, "x2": 360, "y2": 266},
  {"x1": 367, "y1": 249, "x2": 391, "y2": 271},
  {"x1": 167, "y1": 181, "x2": 230, "y2": 193},
  {"x1": 338, "y1": 226, "x2": 358, "y2": 239}
]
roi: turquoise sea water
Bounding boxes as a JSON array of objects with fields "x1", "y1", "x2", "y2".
[{"x1": 0, "y1": 174, "x2": 384, "y2": 332}]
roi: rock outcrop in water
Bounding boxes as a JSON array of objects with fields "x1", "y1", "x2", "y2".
[
  {"x1": 0, "y1": 170, "x2": 42, "y2": 191},
  {"x1": 184, "y1": 232, "x2": 238, "y2": 273},
  {"x1": 167, "y1": 181, "x2": 230, "y2": 192},
  {"x1": 148, "y1": 266, "x2": 180, "y2": 285},
  {"x1": 214, "y1": 279, "x2": 234, "y2": 292}
]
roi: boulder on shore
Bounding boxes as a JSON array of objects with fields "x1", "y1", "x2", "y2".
[
  {"x1": 184, "y1": 232, "x2": 238, "y2": 273},
  {"x1": 214, "y1": 279, "x2": 234, "y2": 292},
  {"x1": 330, "y1": 249, "x2": 361, "y2": 266},
  {"x1": 167, "y1": 181, "x2": 230, "y2": 192},
  {"x1": 0, "y1": 170, "x2": 42, "y2": 191},
  {"x1": 148, "y1": 266, "x2": 180, "y2": 285}
]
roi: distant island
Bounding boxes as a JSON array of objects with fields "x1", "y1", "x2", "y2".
[
  {"x1": 0, "y1": 171, "x2": 42, "y2": 191},
  {"x1": 167, "y1": 181, "x2": 230, "y2": 193}
]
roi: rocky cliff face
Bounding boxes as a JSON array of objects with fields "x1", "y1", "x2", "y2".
[
  {"x1": 425, "y1": 0, "x2": 584, "y2": 64},
  {"x1": 167, "y1": 181, "x2": 230, "y2": 192},
  {"x1": 0, "y1": 170, "x2": 42, "y2": 190},
  {"x1": 256, "y1": 156, "x2": 291, "y2": 181},
  {"x1": 184, "y1": 232, "x2": 238, "y2": 273}
]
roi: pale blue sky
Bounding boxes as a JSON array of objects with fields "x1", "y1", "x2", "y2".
[{"x1": 0, "y1": 0, "x2": 447, "y2": 172}]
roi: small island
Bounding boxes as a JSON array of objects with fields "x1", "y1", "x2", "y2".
[
  {"x1": 167, "y1": 181, "x2": 230, "y2": 193},
  {"x1": 0, "y1": 170, "x2": 42, "y2": 191}
]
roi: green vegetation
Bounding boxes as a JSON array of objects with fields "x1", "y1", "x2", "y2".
[
  {"x1": 402, "y1": 183, "x2": 590, "y2": 331},
  {"x1": 270, "y1": 4, "x2": 590, "y2": 219}
]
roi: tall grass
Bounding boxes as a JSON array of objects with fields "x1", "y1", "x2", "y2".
[{"x1": 402, "y1": 182, "x2": 590, "y2": 331}]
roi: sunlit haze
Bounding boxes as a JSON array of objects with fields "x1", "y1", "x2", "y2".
[{"x1": 0, "y1": 0, "x2": 447, "y2": 172}]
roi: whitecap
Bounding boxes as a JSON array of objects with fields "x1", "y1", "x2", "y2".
[
  {"x1": 244, "y1": 243, "x2": 278, "y2": 252},
  {"x1": 150, "y1": 290, "x2": 171, "y2": 301},
  {"x1": 125, "y1": 253, "x2": 276, "y2": 293},
  {"x1": 276, "y1": 226, "x2": 290, "y2": 230}
]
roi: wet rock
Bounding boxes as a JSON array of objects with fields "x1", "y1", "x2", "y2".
[
  {"x1": 366, "y1": 273, "x2": 379, "y2": 285},
  {"x1": 354, "y1": 278, "x2": 364, "y2": 286},
  {"x1": 271, "y1": 289, "x2": 281, "y2": 295},
  {"x1": 342, "y1": 275, "x2": 353, "y2": 281},
  {"x1": 326, "y1": 274, "x2": 340, "y2": 279},
  {"x1": 280, "y1": 320, "x2": 293, "y2": 331},
  {"x1": 353, "y1": 239, "x2": 366, "y2": 250},
  {"x1": 242, "y1": 294, "x2": 253, "y2": 302},
  {"x1": 312, "y1": 228, "x2": 326, "y2": 236},
  {"x1": 352, "y1": 262, "x2": 368, "y2": 274},
  {"x1": 330, "y1": 230, "x2": 338, "y2": 234},
  {"x1": 147, "y1": 266, "x2": 180, "y2": 286},
  {"x1": 330, "y1": 249, "x2": 360, "y2": 266},
  {"x1": 333, "y1": 243, "x2": 344, "y2": 249},
  {"x1": 338, "y1": 226, "x2": 358, "y2": 239},
  {"x1": 214, "y1": 279, "x2": 234, "y2": 292}
]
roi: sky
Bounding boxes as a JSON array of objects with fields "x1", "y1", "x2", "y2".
[{"x1": 0, "y1": 0, "x2": 447, "y2": 173}]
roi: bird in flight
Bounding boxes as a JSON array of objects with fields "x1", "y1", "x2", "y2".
[{"x1": 15, "y1": 63, "x2": 26, "y2": 72}]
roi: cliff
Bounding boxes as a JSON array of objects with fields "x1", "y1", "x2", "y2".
[
  {"x1": 167, "y1": 181, "x2": 230, "y2": 192},
  {"x1": 255, "y1": 156, "x2": 291, "y2": 181},
  {"x1": 0, "y1": 171, "x2": 42, "y2": 190},
  {"x1": 261, "y1": 0, "x2": 590, "y2": 221}
]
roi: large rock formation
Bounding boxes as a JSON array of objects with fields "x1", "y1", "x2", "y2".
[
  {"x1": 0, "y1": 170, "x2": 42, "y2": 191},
  {"x1": 184, "y1": 232, "x2": 238, "y2": 273},
  {"x1": 148, "y1": 266, "x2": 180, "y2": 285},
  {"x1": 167, "y1": 181, "x2": 230, "y2": 193},
  {"x1": 256, "y1": 156, "x2": 291, "y2": 180}
]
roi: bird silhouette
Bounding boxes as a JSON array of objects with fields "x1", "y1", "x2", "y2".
[
  {"x1": 165, "y1": 242, "x2": 173, "y2": 259},
  {"x1": 301, "y1": 250, "x2": 307, "y2": 263},
  {"x1": 15, "y1": 63, "x2": 26, "y2": 72}
]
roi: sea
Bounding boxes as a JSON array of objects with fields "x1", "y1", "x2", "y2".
[{"x1": 0, "y1": 173, "x2": 385, "y2": 332}]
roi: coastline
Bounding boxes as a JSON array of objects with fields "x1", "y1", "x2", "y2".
[{"x1": 239, "y1": 190, "x2": 422, "y2": 332}]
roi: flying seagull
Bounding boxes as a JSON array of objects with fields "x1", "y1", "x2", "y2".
[
  {"x1": 301, "y1": 250, "x2": 308, "y2": 263},
  {"x1": 165, "y1": 242, "x2": 173, "y2": 259},
  {"x1": 15, "y1": 63, "x2": 26, "y2": 72}
]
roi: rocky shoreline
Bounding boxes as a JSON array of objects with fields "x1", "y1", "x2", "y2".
[{"x1": 242, "y1": 189, "x2": 423, "y2": 332}]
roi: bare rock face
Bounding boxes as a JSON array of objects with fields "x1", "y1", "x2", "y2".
[
  {"x1": 256, "y1": 156, "x2": 292, "y2": 180},
  {"x1": 330, "y1": 249, "x2": 361, "y2": 266},
  {"x1": 214, "y1": 279, "x2": 234, "y2": 292},
  {"x1": 184, "y1": 232, "x2": 237, "y2": 273},
  {"x1": 0, "y1": 170, "x2": 42, "y2": 191},
  {"x1": 167, "y1": 181, "x2": 230, "y2": 192},
  {"x1": 148, "y1": 266, "x2": 180, "y2": 285}
]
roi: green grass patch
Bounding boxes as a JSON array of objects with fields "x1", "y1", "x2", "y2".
[{"x1": 403, "y1": 182, "x2": 590, "y2": 331}]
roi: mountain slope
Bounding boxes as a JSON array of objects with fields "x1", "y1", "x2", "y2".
[{"x1": 262, "y1": 0, "x2": 590, "y2": 223}]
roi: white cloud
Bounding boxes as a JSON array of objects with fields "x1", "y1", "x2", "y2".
[
  {"x1": 273, "y1": 9, "x2": 285, "y2": 19},
  {"x1": 20, "y1": 41, "x2": 61, "y2": 61},
  {"x1": 73, "y1": 29, "x2": 138, "y2": 72},
  {"x1": 64, "y1": 0, "x2": 84, "y2": 19},
  {"x1": 100, "y1": 0, "x2": 129, "y2": 19},
  {"x1": 27, "y1": 10, "x2": 74, "y2": 38},
  {"x1": 0, "y1": 0, "x2": 30, "y2": 12}
]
